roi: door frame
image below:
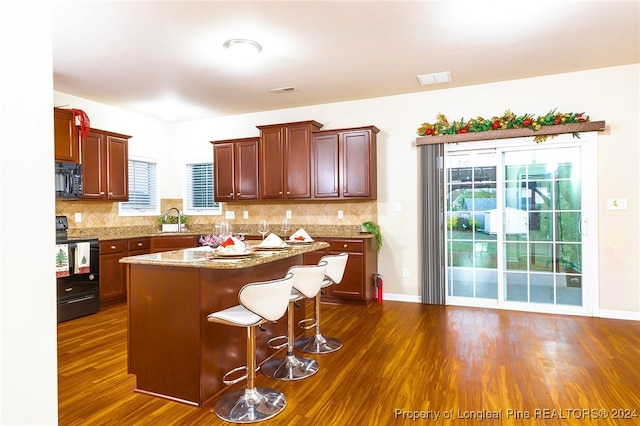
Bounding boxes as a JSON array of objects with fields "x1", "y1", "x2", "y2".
[{"x1": 443, "y1": 132, "x2": 599, "y2": 316}]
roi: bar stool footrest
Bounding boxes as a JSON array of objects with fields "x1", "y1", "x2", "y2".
[
  {"x1": 267, "y1": 335, "x2": 288, "y2": 350},
  {"x1": 297, "y1": 317, "x2": 317, "y2": 330},
  {"x1": 222, "y1": 365, "x2": 256, "y2": 386}
]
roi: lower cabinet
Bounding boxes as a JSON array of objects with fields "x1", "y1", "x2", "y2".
[
  {"x1": 304, "y1": 236, "x2": 378, "y2": 306},
  {"x1": 150, "y1": 235, "x2": 200, "y2": 253},
  {"x1": 99, "y1": 235, "x2": 198, "y2": 306},
  {"x1": 99, "y1": 240, "x2": 129, "y2": 307}
]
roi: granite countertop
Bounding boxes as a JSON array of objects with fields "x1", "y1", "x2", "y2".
[
  {"x1": 120, "y1": 241, "x2": 329, "y2": 269},
  {"x1": 68, "y1": 224, "x2": 374, "y2": 241}
]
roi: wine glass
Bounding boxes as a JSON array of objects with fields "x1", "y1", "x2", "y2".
[
  {"x1": 258, "y1": 219, "x2": 269, "y2": 240},
  {"x1": 219, "y1": 221, "x2": 232, "y2": 238},
  {"x1": 280, "y1": 217, "x2": 290, "y2": 240}
]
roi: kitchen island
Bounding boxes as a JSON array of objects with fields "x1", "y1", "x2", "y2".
[{"x1": 120, "y1": 242, "x2": 329, "y2": 407}]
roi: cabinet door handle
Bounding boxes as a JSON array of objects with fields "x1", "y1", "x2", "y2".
[
  {"x1": 100, "y1": 192, "x2": 105, "y2": 195},
  {"x1": 229, "y1": 193, "x2": 233, "y2": 196},
  {"x1": 111, "y1": 245, "x2": 116, "y2": 250},
  {"x1": 343, "y1": 244, "x2": 348, "y2": 248},
  {"x1": 287, "y1": 191, "x2": 290, "y2": 194},
  {"x1": 279, "y1": 191, "x2": 283, "y2": 195},
  {"x1": 137, "y1": 242, "x2": 143, "y2": 247},
  {"x1": 236, "y1": 192, "x2": 240, "y2": 196}
]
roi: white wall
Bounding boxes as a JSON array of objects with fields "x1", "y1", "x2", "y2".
[
  {"x1": 1, "y1": 2, "x2": 58, "y2": 424},
  {"x1": 172, "y1": 64, "x2": 640, "y2": 317}
]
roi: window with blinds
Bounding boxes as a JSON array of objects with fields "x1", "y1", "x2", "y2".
[
  {"x1": 184, "y1": 162, "x2": 222, "y2": 215},
  {"x1": 119, "y1": 158, "x2": 159, "y2": 215}
]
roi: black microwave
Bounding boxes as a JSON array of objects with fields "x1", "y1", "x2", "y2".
[{"x1": 55, "y1": 162, "x2": 83, "y2": 199}]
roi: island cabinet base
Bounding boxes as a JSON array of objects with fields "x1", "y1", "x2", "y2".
[{"x1": 126, "y1": 255, "x2": 307, "y2": 407}]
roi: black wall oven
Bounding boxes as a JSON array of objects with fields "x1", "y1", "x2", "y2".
[{"x1": 56, "y1": 216, "x2": 100, "y2": 323}]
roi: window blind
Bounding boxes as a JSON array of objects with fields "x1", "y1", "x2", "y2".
[
  {"x1": 121, "y1": 159, "x2": 157, "y2": 212},
  {"x1": 186, "y1": 162, "x2": 219, "y2": 211}
]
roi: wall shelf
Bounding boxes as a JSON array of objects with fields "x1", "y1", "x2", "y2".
[{"x1": 415, "y1": 121, "x2": 606, "y2": 146}]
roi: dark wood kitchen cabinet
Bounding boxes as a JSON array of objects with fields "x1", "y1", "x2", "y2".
[
  {"x1": 311, "y1": 126, "x2": 379, "y2": 200},
  {"x1": 257, "y1": 120, "x2": 323, "y2": 200},
  {"x1": 54, "y1": 107, "x2": 79, "y2": 163},
  {"x1": 100, "y1": 235, "x2": 199, "y2": 306},
  {"x1": 304, "y1": 236, "x2": 378, "y2": 306},
  {"x1": 99, "y1": 239, "x2": 128, "y2": 307},
  {"x1": 81, "y1": 128, "x2": 131, "y2": 201},
  {"x1": 211, "y1": 137, "x2": 259, "y2": 201},
  {"x1": 149, "y1": 235, "x2": 199, "y2": 253},
  {"x1": 127, "y1": 237, "x2": 150, "y2": 256}
]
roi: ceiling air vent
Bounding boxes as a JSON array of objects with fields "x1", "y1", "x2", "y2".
[
  {"x1": 417, "y1": 71, "x2": 452, "y2": 86},
  {"x1": 269, "y1": 86, "x2": 297, "y2": 93}
]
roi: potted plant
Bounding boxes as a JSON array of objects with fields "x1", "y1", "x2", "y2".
[
  {"x1": 157, "y1": 214, "x2": 188, "y2": 232},
  {"x1": 361, "y1": 221, "x2": 382, "y2": 253}
]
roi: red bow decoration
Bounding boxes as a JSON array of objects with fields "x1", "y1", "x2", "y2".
[{"x1": 70, "y1": 109, "x2": 91, "y2": 138}]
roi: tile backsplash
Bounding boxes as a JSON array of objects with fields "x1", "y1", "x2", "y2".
[{"x1": 56, "y1": 198, "x2": 377, "y2": 232}]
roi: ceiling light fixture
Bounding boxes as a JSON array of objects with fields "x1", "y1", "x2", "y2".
[
  {"x1": 223, "y1": 39, "x2": 262, "y2": 56},
  {"x1": 417, "y1": 71, "x2": 452, "y2": 86}
]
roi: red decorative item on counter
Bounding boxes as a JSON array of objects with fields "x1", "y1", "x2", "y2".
[{"x1": 294, "y1": 235, "x2": 305, "y2": 241}]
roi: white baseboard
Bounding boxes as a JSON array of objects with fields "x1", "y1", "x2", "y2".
[
  {"x1": 379, "y1": 295, "x2": 640, "y2": 322},
  {"x1": 598, "y1": 309, "x2": 640, "y2": 321},
  {"x1": 381, "y1": 293, "x2": 421, "y2": 303}
]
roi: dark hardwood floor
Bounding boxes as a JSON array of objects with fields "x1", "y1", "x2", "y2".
[{"x1": 58, "y1": 301, "x2": 640, "y2": 425}]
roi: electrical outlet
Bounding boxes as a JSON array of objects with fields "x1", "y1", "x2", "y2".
[
  {"x1": 402, "y1": 268, "x2": 409, "y2": 278},
  {"x1": 74, "y1": 212, "x2": 82, "y2": 223},
  {"x1": 286, "y1": 210, "x2": 292, "y2": 219},
  {"x1": 225, "y1": 211, "x2": 235, "y2": 219},
  {"x1": 243, "y1": 211, "x2": 249, "y2": 219},
  {"x1": 338, "y1": 210, "x2": 344, "y2": 219}
]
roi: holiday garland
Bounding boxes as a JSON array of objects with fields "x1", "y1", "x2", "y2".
[{"x1": 417, "y1": 109, "x2": 589, "y2": 143}]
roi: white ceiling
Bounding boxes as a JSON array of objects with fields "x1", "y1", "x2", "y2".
[{"x1": 52, "y1": 1, "x2": 640, "y2": 122}]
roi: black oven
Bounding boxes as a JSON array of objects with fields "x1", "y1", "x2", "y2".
[{"x1": 56, "y1": 216, "x2": 100, "y2": 323}]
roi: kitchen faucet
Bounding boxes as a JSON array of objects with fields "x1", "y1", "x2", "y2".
[{"x1": 164, "y1": 207, "x2": 183, "y2": 232}]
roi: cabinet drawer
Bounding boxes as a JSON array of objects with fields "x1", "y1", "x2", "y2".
[
  {"x1": 99, "y1": 240, "x2": 127, "y2": 254},
  {"x1": 128, "y1": 237, "x2": 150, "y2": 251},
  {"x1": 328, "y1": 240, "x2": 364, "y2": 253}
]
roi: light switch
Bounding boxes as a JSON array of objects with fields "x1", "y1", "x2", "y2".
[
  {"x1": 74, "y1": 212, "x2": 82, "y2": 223},
  {"x1": 607, "y1": 198, "x2": 627, "y2": 210},
  {"x1": 243, "y1": 211, "x2": 249, "y2": 219}
]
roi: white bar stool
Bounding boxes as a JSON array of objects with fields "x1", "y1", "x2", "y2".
[
  {"x1": 294, "y1": 253, "x2": 348, "y2": 354},
  {"x1": 260, "y1": 261, "x2": 328, "y2": 381},
  {"x1": 207, "y1": 273, "x2": 295, "y2": 423}
]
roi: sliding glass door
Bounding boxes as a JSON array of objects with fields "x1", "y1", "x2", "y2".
[{"x1": 445, "y1": 134, "x2": 597, "y2": 315}]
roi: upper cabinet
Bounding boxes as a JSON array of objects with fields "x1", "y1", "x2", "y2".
[
  {"x1": 211, "y1": 137, "x2": 259, "y2": 202},
  {"x1": 81, "y1": 128, "x2": 131, "y2": 201},
  {"x1": 312, "y1": 126, "x2": 379, "y2": 200},
  {"x1": 54, "y1": 107, "x2": 79, "y2": 163},
  {"x1": 257, "y1": 120, "x2": 323, "y2": 200},
  {"x1": 210, "y1": 120, "x2": 378, "y2": 202}
]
